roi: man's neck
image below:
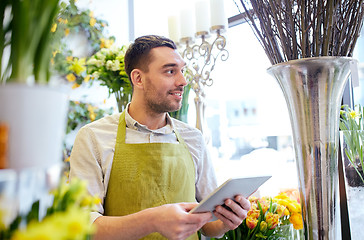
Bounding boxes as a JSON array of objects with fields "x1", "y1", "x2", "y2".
[{"x1": 128, "y1": 102, "x2": 168, "y2": 130}]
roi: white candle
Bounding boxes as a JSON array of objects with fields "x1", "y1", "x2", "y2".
[
  {"x1": 168, "y1": 15, "x2": 181, "y2": 43},
  {"x1": 195, "y1": 0, "x2": 210, "y2": 33},
  {"x1": 210, "y1": 0, "x2": 227, "y2": 28},
  {"x1": 180, "y1": 7, "x2": 196, "y2": 39}
]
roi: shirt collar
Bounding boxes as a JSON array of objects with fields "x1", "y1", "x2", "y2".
[{"x1": 124, "y1": 103, "x2": 175, "y2": 134}]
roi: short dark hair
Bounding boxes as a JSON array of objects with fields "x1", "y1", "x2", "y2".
[{"x1": 124, "y1": 35, "x2": 177, "y2": 86}]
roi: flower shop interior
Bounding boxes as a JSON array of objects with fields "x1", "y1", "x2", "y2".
[{"x1": 1, "y1": 0, "x2": 364, "y2": 239}]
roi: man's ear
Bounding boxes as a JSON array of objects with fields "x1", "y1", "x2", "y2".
[{"x1": 130, "y1": 69, "x2": 144, "y2": 89}]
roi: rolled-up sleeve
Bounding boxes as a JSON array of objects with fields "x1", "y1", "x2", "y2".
[{"x1": 69, "y1": 126, "x2": 107, "y2": 223}]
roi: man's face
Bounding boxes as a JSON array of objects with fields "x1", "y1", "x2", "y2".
[{"x1": 142, "y1": 46, "x2": 187, "y2": 114}]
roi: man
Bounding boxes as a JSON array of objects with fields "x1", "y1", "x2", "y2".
[{"x1": 69, "y1": 35, "x2": 251, "y2": 240}]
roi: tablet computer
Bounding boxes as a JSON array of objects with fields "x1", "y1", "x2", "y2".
[{"x1": 189, "y1": 176, "x2": 271, "y2": 218}]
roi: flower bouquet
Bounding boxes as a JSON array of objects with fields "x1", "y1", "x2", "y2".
[
  {"x1": 339, "y1": 104, "x2": 364, "y2": 186},
  {"x1": 86, "y1": 45, "x2": 132, "y2": 112},
  {"x1": 212, "y1": 192, "x2": 304, "y2": 240},
  {"x1": 0, "y1": 178, "x2": 99, "y2": 240}
]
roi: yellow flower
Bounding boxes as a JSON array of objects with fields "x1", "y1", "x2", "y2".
[
  {"x1": 52, "y1": 50, "x2": 59, "y2": 57},
  {"x1": 69, "y1": 58, "x2": 86, "y2": 76},
  {"x1": 265, "y1": 212, "x2": 279, "y2": 230},
  {"x1": 286, "y1": 201, "x2": 301, "y2": 214},
  {"x1": 65, "y1": 28, "x2": 70, "y2": 36},
  {"x1": 64, "y1": 156, "x2": 70, "y2": 162},
  {"x1": 276, "y1": 204, "x2": 289, "y2": 217},
  {"x1": 87, "y1": 104, "x2": 94, "y2": 112},
  {"x1": 0, "y1": 209, "x2": 6, "y2": 230},
  {"x1": 51, "y1": 23, "x2": 57, "y2": 32},
  {"x1": 349, "y1": 110, "x2": 360, "y2": 119},
  {"x1": 80, "y1": 195, "x2": 93, "y2": 207},
  {"x1": 259, "y1": 221, "x2": 267, "y2": 232},
  {"x1": 50, "y1": 58, "x2": 55, "y2": 65},
  {"x1": 89, "y1": 17, "x2": 96, "y2": 27},
  {"x1": 246, "y1": 216, "x2": 258, "y2": 229},
  {"x1": 89, "y1": 112, "x2": 96, "y2": 122},
  {"x1": 66, "y1": 73, "x2": 76, "y2": 82},
  {"x1": 275, "y1": 197, "x2": 301, "y2": 214},
  {"x1": 247, "y1": 207, "x2": 260, "y2": 219},
  {"x1": 72, "y1": 83, "x2": 80, "y2": 89},
  {"x1": 11, "y1": 219, "x2": 62, "y2": 240},
  {"x1": 63, "y1": 208, "x2": 94, "y2": 239},
  {"x1": 84, "y1": 75, "x2": 91, "y2": 83},
  {"x1": 89, "y1": 11, "x2": 94, "y2": 17},
  {"x1": 88, "y1": 105, "x2": 96, "y2": 121},
  {"x1": 260, "y1": 201, "x2": 269, "y2": 214},
  {"x1": 290, "y1": 213, "x2": 304, "y2": 230},
  {"x1": 274, "y1": 192, "x2": 289, "y2": 200},
  {"x1": 93, "y1": 195, "x2": 101, "y2": 205},
  {"x1": 66, "y1": 56, "x2": 74, "y2": 62},
  {"x1": 100, "y1": 38, "x2": 114, "y2": 49}
]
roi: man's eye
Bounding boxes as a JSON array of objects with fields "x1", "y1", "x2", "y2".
[{"x1": 166, "y1": 69, "x2": 174, "y2": 74}]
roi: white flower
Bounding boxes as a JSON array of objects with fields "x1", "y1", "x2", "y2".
[
  {"x1": 92, "y1": 71, "x2": 100, "y2": 79},
  {"x1": 106, "y1": 60, "x2": 114, "y2": 71},
  {"x1": 101, "y1": 48, "x2": 111, "y2": 56},
  {"x1": 96, "y1": 52, "x2": 106, "y2": 61},
  {"x1": 87, "y1": 58, "x2": 104, "y2": 68},
  {"x1": 111, "y1": 60, "x2": 120, "y2": 71},
  {"x1": 95, "y1": 60, "x2": 104, "y2": 68}
]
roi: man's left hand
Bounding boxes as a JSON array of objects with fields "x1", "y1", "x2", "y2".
[{"x1": 213, "y1": 195, "x2": 251, "y2": 231}]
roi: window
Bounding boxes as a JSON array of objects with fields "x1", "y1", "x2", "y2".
[{"x1": 193, "y1": 20, "x2": 299, "y2": 196}]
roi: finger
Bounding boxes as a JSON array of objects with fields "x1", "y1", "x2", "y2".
[
  {"x1": 215, "y1": 204, "x2": 242, "y2": 226},
  {"x1": 223, "y1": 199, "x2": 247, "y2": 220},
  {"x1": 187, "y1": 211, "x2": 213, "y2": 223},
  {"x1": 180, "y1": 202, "x2": 199, "y2": 211},
  {"x1": 235, "y1": 195, "x2": 251, "y2": 211},
  {"x1": 213, "y1": 211, "x2": 239, "y2": 230}
]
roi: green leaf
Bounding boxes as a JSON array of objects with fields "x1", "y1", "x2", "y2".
[{"x1": 26, "y1": 200, "x2": 40, "y2": 223}]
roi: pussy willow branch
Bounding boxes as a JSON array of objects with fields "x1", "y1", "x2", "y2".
[{"x1": 240, "y1": 0, "x2": 364, "y2": 65}]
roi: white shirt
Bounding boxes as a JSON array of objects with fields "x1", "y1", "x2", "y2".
[{"x1": 69, "y1": 106, "x2": 218, "y2": 223}]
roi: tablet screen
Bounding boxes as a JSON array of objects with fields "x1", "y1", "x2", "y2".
[{"x1": 189, "y1": 176, "x2": 271, "y2": 216}]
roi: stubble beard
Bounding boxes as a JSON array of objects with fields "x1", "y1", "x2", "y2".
[{"x1": 144, "y1": 79, "x2": 182, "y2": 114}]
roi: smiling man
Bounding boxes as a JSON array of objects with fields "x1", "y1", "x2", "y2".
[{"x1": 69, "y1": 35, "x2": 250, "y2": 240}]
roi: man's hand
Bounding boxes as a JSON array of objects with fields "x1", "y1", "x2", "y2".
[
  {"x1": 213, "y1": 195, "x2": 251, "y2": 231},
  {"x1": 152, "y1": 203, "x2": 213, "y2": 240}
]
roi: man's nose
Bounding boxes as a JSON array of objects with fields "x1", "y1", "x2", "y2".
[{"x1": 177, "y1": 71, "x2": 188, "y2": 86}]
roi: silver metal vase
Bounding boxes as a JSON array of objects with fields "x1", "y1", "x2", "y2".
[{"x1": 267, "y1": 57, "x2": 355, "y2": 239}]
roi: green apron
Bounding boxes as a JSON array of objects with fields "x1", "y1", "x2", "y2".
[{"x1": 104, "y1": 111, "x2": 198, "y2": 240}]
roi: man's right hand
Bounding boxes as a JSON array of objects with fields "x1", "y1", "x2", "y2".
[{"x1": 151, "y1": 203, "x2": 212, "y2": 240}]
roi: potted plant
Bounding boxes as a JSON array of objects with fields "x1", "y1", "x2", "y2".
[
  {"x1": 0, "y1": 0, "x2": 69, "y2": 170},
  {"x1": 340, "y1": 104, "x2": 364, "y2": 187},
  {"x1": 0, "y1": 0, "x2": 71, "y2": 237},
  {"x1": 339, "y1": 104, "x2": 364, "y2": 240}
]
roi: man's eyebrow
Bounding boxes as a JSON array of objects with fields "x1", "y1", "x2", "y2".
[
  {"x1": 162, "y1": 62, "x2": 187, "y2": 69},
  {"x1": 162, "y1": 63, "x2": 178, "y2": 68}
]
